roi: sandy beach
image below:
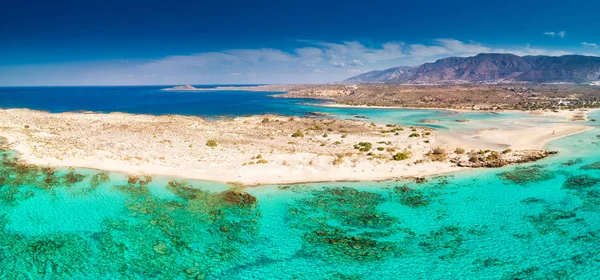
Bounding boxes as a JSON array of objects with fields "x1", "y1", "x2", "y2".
[
  {"x1": 0, "y1": 109, "x2": 592, "y2": 185},
  {"x1": 314, "y1": 102, "x2": 598, "y2": 120}
]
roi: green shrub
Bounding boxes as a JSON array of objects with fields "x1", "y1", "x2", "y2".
[
  {"x1": 332, "y1": 155, "x2": 344, "y2": 165},
  {"x1": 455, "y1": 147, "x2": 465, "y2": 154},
  {"x1": 261, "y1": 118, "x2": 270, "y2": 123},
  {"x1": 486, "y1": 152, "x2": 500, "y2": 161},
  {"x1": 428, "y1": 147, "x2": 447, "y2": 161},
  {"x1": 257, "y1": 159, "x2": 268, "y2": 164},
  {"x1": 409, "y1": 133, "x2": 420, "y2": 138},
  {"x1": 206, "y1": 140, "x2": 218, "y2": 147},
  {"x1": 502, "y1": 149, "x2": 512, "y2": 154},
  {"x1": 393, "y1": 152, "x2": 410, "y2": 161},
  {"x1": 333, "y1": 141, "x2": 342, "y2": 145},
  {"x1": 354, "y1": 142, "x2": 372, "y2": 152},
  {"x1": 377, "y1": 147, "x2": 385, "y2": 151},
  {"x1": 322, "y1": 133, "x2": 328, "y2": 138},
  {"x1": 291, "y1": 130, "x2": 304, "y2": 138}
]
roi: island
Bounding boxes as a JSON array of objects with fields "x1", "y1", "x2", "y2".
[
  {"x1": 162, "y1": 84, "x2": 201, "y2": 91},
  {"x1": 0, "y1": 108, "x2": 591, "y2": 185}
]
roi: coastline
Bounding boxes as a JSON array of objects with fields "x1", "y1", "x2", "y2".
[
  {"x1": 311, "y1": 102, "x2": 600, "y2": 120},
  {"x1": 0, "y1": 108, "x2": 593, "y2": 186}
]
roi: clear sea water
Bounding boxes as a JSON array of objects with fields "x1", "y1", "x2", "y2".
[{"x1": 0, "y1": 86, "x2": 599, "y2": 279}]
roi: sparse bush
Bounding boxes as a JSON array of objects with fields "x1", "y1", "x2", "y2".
[
  {"x1": 354, "y1": 142, "x2": 372, "y2": 152},
  {"x1": 333, "y1": 141, "x2": 342, "y2": 145},
  {"x1": 486, "y1": 152, "x2": 500, "y2": 161},
  {"x1": 322, "y1": 133, "x2": 328, "y2": 138},
  {"x1": 393, "y1": 152, "x2": 410, "y2": 161},
  {"x1": 24, "y1": 125, "x2": 30, "y2": 129},
  {"x1": 206, "y1": 140, "x2": 218, "y2": 147},
  {"x1": 377, "y1": 147, "x2": 385, "y2": 151},
  {"x1": 291, "y1": 130, "x2": 304, "y2": 138},
  {"x1": 261, "y1": 118, "x2": 270, "y2": 123},
  {"x1": 455, "y1": 147, "x2": 465, "y2": 154},
  {"x1": 428, "y1": 147, "x2": 447, "y2": 162},
  {"x1": 332, "y1": 155, "x2": 344, "y2": 165},
  {"x1": 409, "y1": 133, "x2": 420, "y2": 137},
  {"x1": 502, "y1": 149, "x2": 512, "y2": 154},
  {"x1": 257, "y1": 159, "x2": 268, "y2": 164}
]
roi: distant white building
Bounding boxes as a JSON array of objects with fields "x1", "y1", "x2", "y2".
[{"x1": 591, "y1": 81, "x2": 600, "y2": 86}]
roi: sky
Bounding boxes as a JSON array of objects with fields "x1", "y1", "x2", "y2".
[{"x1": 1, "y1": 0, "x2": 600, "y2": 86}]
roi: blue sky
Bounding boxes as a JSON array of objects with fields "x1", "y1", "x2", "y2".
[{"x1": 1, "y1": 0, "x2": 599, "y2": 85}]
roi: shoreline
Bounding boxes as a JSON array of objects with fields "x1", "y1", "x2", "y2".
[
  {"x1": 0, "y1": 108, "x2": 593, "y2": 186},
  {"x1": 310, "y1": 102, "x2": 600, "y2": 119}
]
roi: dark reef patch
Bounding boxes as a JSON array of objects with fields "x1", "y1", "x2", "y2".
[
  {"x1": 498, "y1": 165, "x2": 556, "y2": 185},
  {"x1": 562, "y1": 175, "x2": 600, "y2": 190}
]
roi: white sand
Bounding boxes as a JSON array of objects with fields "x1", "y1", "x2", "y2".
[{"x1": 0, "y1": 109, "x2": 592, "y2": 185}]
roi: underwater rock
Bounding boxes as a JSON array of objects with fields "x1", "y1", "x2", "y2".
[
  {"x1": 415, "y1": 177, "x2": 426, "y2": 184},
  {"x1": 394, "y1": 185, "x2": 430, "y2": 207},
  {"x1": 305, "y1": 112, "x2": 335, "y2": 117},
  {"x1": 222, "y1": 190, "x2": 257, "y2": 207},
  {"x1": 288, "y1": 187, "x2": 399, "y2": 262},
  {"x1": 562, "y1": 175, "x2": 600, "y2": 190},
  {"x1": 524, "y1": 208, "x2": 577, "y2": 235},
  {"x1": 128, "y1": 175, "x2": 140, "y2": 184},
  {"x1": 153, "y1": 242, "x2": 168, "y2": 255},
  {"x1": 581, "y1": 161, "x2": 600, "y2": 170},
  {"x1": 167, "y1": 180, "x2": 206, "y2": 200},
  {"x1": 419, "y1": 225, "x2": 465, "y2": 260},
  {"x1": 420, "y1": 119, "x2": 440, "y2": 123},
  {"x1": 63, "y1": 169, "x2": 85, "y2": 185},
  {"x1": 307, "y1": 227, "x2": 396, "y2": 262},
  {"x1": 498, "y1": 165, "x2": 556, "y2": 185},
  {"x1": 562, "y1": 158, "x2": 583, "y2": 166}
]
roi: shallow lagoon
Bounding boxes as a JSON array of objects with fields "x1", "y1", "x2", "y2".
[{"x1": 1, "y1": 87, "x2": 600, "y2": 279}]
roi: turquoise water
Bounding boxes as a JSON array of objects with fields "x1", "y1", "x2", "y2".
[{"x1": 1, "y1": 88, "x2": 600, "y2": 278}]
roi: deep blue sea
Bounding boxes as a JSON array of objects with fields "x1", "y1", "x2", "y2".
[
  {"x1": 0, "y1": 85, "x2": 321, "y2": 117},
  {"x1": 1, "y1": 86, "x2": 600, "y2": 279}
]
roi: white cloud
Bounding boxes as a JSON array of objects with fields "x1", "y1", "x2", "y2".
[
  {"x1": 544, "y1": 31, "x2": 566, "y2": 38},
  {"x1": 110, "y1": 39, "x2": 586, "y2": 84},
  {"x1": 582, "y1": 42, "x2": 598, "y2": 48},
  {"x1": 558, "y1": 31, "x2": 566, "y2": 38}
]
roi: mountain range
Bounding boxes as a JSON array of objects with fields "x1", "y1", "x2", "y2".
[{"x1": 344, "y1": 53, "x2": 600, "y2": 84}]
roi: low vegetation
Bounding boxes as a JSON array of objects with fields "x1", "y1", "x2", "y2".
[
  {"x1": 206, "y1": 140, "x2": 218, "y2": 147},
  {"x1": 428, "y1": 147, "x2": 447, "y2": 162},
  {"x1": 393, "y1": 152, "x2": 410, "y2": 161}
]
